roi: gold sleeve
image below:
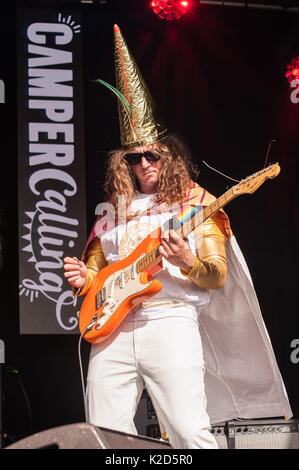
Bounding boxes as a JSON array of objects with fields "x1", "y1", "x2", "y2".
[
  {"x1": 182, "y1": 211, "x2": 228, "y2": 290},
  {"x1": 77, "y1": 236, "x2": 108, "y2": 296}
]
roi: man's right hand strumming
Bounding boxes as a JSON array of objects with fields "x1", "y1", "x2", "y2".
[{"x1": 63, "y1": 257, "x2": 87, "y2": 289}]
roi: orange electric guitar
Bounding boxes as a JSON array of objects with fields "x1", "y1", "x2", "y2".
[{"x1": 79, "y1": 163, "x2": 280, "y2": 344}]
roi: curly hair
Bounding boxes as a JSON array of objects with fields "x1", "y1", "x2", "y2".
[{"x1": 103, "y1": 134, "x2": 199, "y2": 214}]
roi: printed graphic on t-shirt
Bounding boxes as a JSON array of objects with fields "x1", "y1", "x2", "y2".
[{"x1": 118, "y1": 222, "x2": 155, "y2": 259}]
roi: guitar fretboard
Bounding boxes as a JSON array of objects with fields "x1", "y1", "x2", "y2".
[{"x1": 135, "y1": 186, "x2": 237, "y2": 273}]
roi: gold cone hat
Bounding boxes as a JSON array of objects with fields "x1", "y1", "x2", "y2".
[{"x1": 113, "y1": 24, "x2": 167, "y2": 149}]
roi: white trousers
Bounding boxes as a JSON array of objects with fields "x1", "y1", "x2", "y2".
[{"x1": 86, "y1": 316, "x2": 218, "y2": 449}]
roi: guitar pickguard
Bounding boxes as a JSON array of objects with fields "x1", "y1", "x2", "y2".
[{"x1": 94, "y1": 254, "x2": 151, "y2": 330}]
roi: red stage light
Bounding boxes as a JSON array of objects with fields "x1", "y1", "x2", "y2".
[
  {"x1": 285, "y1": 56, "x2": 299, "y2": 86},
  {"x1": 150, "y1": 0, "x2": 190, "y2": 21}
]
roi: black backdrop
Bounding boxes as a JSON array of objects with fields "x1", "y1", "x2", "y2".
[{"x1": 0, "y1": 0, "x2": 298, "y2": 445}]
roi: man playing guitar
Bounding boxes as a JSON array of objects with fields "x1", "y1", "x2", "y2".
[{"x1": 63, "y1": 25, "x2": 292, "y2": 449}]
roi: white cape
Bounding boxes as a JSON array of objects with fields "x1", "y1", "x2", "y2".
[{"x1": 198, "y1": 235, "x2": 292, "y2": 424}]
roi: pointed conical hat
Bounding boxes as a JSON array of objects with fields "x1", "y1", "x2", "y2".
[{"x1": 114, "y1": 24, "x2": 167, "y2": 149}]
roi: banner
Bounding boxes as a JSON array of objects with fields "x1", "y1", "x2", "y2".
[{"x1": 17, "y1": 9, "x2": 86, "y2": 334}]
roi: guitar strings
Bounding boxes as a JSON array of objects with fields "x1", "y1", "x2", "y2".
[
  {"x1": 202, "y1": 160, "x2": 240, "y2": 183},
  {"x1": 263, "y1": 139, "x2": 276, "y2": 169},
  {"x1": 203, "y1": 139, "x2": 277, "y2": 182}
]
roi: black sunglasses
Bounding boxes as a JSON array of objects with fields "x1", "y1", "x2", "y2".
[{"x1": 124, "y1": 151, "x2": 161, "y2": 166}]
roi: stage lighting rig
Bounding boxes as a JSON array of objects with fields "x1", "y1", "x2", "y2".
[
  {"x1": 285, "y1": 56, "x2": 299, "y2": 86},
  {"x1": 150, "y1": 0, "x2": 191, "y2": 21}
]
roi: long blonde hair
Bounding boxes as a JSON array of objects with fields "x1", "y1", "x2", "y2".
[{"x1": 103, "y1": 134, "x2": 199, "y2": 214}]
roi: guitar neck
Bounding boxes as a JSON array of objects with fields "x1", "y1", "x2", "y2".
[
  {"x1": 136, "y1": 186, "x2": 237, "y2": 274},
  {"x1": 133, "y1": 163, "x2": 281, "y2": 275},
  {"x1": 177, "y1": 186, "x2": 237, "y2": 239}
]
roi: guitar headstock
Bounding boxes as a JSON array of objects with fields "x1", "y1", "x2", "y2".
[{"x1": 233, "y1": 163, "x2": 281, "y2": 195}]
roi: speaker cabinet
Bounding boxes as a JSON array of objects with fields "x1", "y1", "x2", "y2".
[
  {"x1": 5, "y1": 423, "x2": 171, "y2": 449},
  {"x1": 212, "y1": 418, "x2": 299, "y2": 449}
]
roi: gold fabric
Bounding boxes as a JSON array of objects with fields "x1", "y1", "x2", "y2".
[
  {"x1": 114, "y1": 24, "x2": 167, "y2": 149},
  {"x1": 78, "y1": 237, "x2": 107, "y2": 297},
  {"x1": 181, "y1": 212, "x2": 228, "y2": 289}
]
